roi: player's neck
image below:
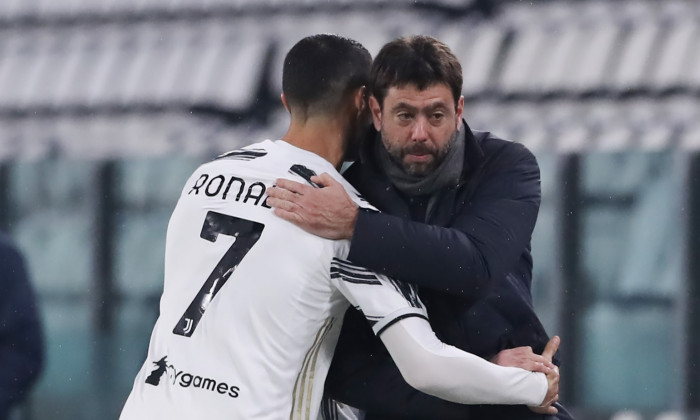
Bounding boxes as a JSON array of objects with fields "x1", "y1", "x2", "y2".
[{"x1": 281, "y1": 117, "x2": 347, "y2": 169}]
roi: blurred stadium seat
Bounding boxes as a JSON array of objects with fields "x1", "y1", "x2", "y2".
[{"x1": 1, "y1": 0, "x2": 696, "y2": 157}]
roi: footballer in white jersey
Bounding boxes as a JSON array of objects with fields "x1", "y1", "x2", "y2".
[{"x1": 120, "y1": 139, "x2": 430, "y2": 420}]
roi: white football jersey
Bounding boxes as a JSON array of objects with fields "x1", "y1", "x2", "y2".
[{"x1": 120, "y1": 140, "x2": 427, "y2": 420}]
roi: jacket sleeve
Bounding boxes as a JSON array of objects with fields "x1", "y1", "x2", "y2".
[
  {"x1": 347, "y1": 144, "x2": 541, "y2": 298},
  {"x1": 0, "y1": 241, "x2": 44, "y2": 415}
]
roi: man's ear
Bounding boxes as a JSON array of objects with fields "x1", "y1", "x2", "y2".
[
  {"x1": 281, "y1": 93, "x2": 290, "y2": 112},
  {"x1": 456, "y1": 95, "x2": 464, "y2": 130},
  {"x1": 369, "y1": 95, "x2": 382, "y2": 131},
  {"x1": 353, "y1": 86, "x2": 367, "y2": 114}
]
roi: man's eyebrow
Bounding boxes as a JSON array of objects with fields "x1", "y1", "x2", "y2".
[
  {"x1": 391, "y1": 102, "x2": 418, "y2": 113},
  {"x1": 391, "y1": 101, "x2": 451, "y2": 114},
  {"x1": 424, "y1": 102, "x2": 450, "y2": 112}
]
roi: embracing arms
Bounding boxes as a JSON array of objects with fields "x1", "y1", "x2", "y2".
[
  {"x1": 378, "y1": 316, "x2": 559, "y2": 407},
  {"x1": 267, "y1": 145, "x2": 541, "y2": 297}
]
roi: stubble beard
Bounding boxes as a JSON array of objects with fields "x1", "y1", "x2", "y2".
[{"x1": 381, "y1": 128, "x2": 459, "y2": 177}]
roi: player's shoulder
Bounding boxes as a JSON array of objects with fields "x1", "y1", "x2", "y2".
[
  {"x1": 190, "y1": 140, "x2": 287, "y2": 181},
  {"x1": 342, "y1": 184, "x2": 375, "y2": 211},
  {"x1": 216, "y1": 140, "x2": 275, "y2": 161},
  {"x1": 206, "y1": 140, "x2": 275, "y2": 168},
  {"x1": 282, "y1": 163, "x2": 376, "y2": 211},
  {"x1": 334, "y1": 174, "x2": 375, "y2": 211}
]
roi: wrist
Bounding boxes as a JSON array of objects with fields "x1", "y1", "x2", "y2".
[
  {"x1": 345, "y1": 205, "x2": 359, "y2": 240},
  {"x1": 537, "y1": 372, "x2": 549, "y2": 406}
]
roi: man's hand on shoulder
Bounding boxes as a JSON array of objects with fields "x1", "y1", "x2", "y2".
[{"x1": 267, "y1": 173, "x2": 359, "y2": 240}]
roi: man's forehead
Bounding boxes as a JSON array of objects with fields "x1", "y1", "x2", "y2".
[{"x1": 384, "y1": 83, "x2": 455, "y2": 107}]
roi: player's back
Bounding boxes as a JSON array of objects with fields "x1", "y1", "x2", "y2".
[{"x1": 121, "y1": 140, "x2": 356, "y2": 420}]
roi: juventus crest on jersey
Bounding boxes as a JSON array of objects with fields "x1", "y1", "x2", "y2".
[{"x1": 120, "y1": 140, "x2": 427, "y2": 420}]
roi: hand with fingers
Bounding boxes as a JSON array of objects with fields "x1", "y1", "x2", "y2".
[
  {"x1": 267, "y1": 173, "x2": 359, "y2": 240},
  {"x1": 489, "y1": 336, "x2": 560, "y2": 414},
  {"x1": 490, "y1": 345, "x2": 557, "y2": 375},
  {"x1": 528, "y1": 336, "x2": 561, "y2": 415}
]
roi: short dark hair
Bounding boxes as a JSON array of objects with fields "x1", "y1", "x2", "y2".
[
  {"x1": 370, "y1": 35, "x2": 462, "y2": 108},
  {"x1": 282, "y1": 34, "x2": 371, "y2": 117}
]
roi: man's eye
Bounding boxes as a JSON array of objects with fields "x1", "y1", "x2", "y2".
[
  {"x1": 431, "y1": 113, "x2": 445, "y2": 121},
  {"x1": 397, "y1": 113, "x2": 413, "y2": 121}
]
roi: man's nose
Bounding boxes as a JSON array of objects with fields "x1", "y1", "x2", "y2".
[{"x1": 411, "y1": 116, "x2": 429, "y2": 142}]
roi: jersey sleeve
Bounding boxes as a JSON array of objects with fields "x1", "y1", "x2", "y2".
[
  {"x1": 330, "y1": 258, "x2": 428, "y2": 336},
  {"x1": 379, "y1": 317, "x2": 549, "y2": 406}
]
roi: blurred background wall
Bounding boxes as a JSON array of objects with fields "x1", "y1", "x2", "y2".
[{"x1": 0, "y1": 0, "x2": 698, "y2": 419}]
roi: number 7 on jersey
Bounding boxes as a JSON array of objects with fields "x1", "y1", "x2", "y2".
[{"x1": 173, "y1": 211, "x2": 265, "y2": 337}]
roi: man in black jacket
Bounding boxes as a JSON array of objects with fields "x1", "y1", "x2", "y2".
[
  {"x1": 0, "y1": 233, "x2": 43, "y2": 420},
  {"x1": 268, "y1": 35, "x2": 571, "y2": 419}
]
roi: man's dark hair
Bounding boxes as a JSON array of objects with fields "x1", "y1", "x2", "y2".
[
  {"x1": 282, "y1": 34, "x2": 371, "y2": 117},
  {"x1": 370, "y1": 35, "x2": 462, "y2": 108}
]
